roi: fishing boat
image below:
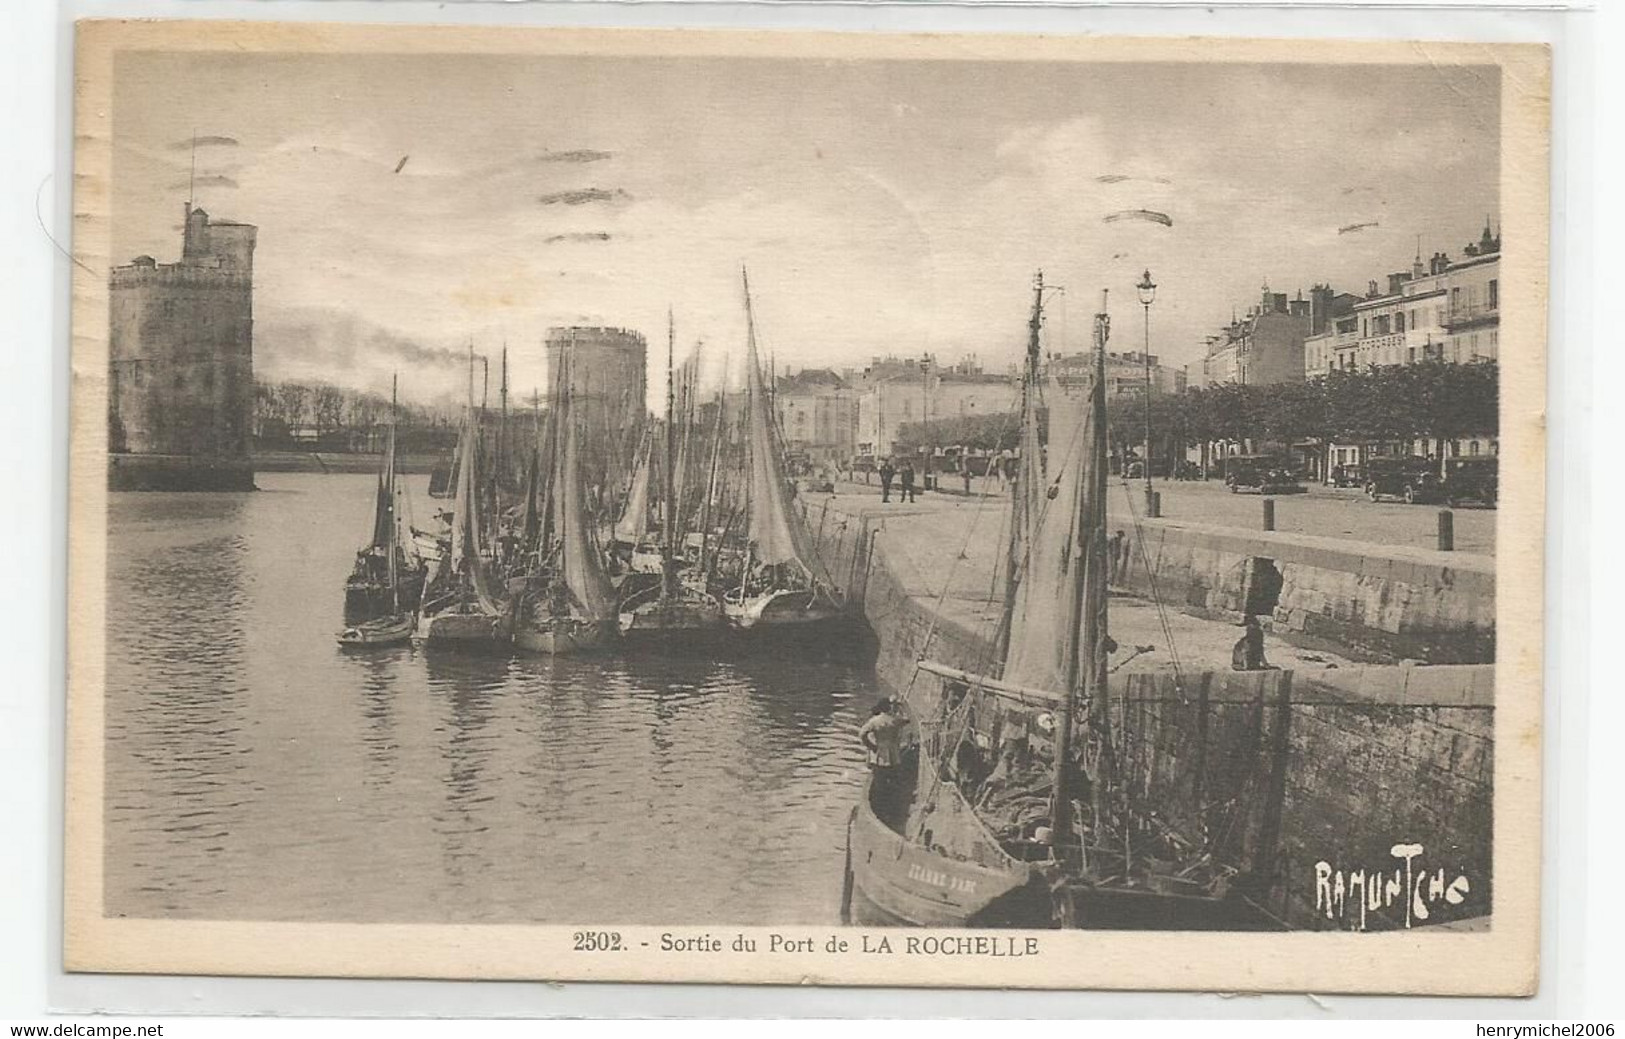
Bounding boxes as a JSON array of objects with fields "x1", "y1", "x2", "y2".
[
  {"x1": 507, "y1": 354, "x2": 619, "y2": 655},
  {"x1": 340, "y1": 377, "x2": 424, "y2": 639},
  {"x1": 621, "y1": 311, "x2": 727, "y2": 648},
  {"x1": 843, "y1": 275, "x2": 1280, "y2": 931},
  {"x1": 613, "y1": 432, "x2": 664, "y2": 574},
  {"x1": 721, "y1": 269, "x2": 844, "y2": 636},
  {"x1": 413, "y1": 405, "x2": 508, "y2": 649}
]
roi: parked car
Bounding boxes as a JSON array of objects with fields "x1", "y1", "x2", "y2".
[
  {"x1": 1224, "y1": 454, "x2": 1305, "y2": 494},
  {"x1": 1440, "y1": 456, "x2": 1498, "y2": 506},
  {"x1": 1364, "y1": 456, "x2": 1443, "y2": 504}
]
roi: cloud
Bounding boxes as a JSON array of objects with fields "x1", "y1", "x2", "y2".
[
  {"x1": 544, "y1": 232, "x2": 613, "y2": 244},
  {"x1": 169, "y1": 134, "x2": 240, "y2": 149},
  {"x1": 538, "y1": 188, "x2": 632, "y2": 206},
  {"x1": 541, "y1": 149, "x2": 612, "y2": 164},
  {"x1": 168, "y1": 174, "x2": 239, "y2": 191}
]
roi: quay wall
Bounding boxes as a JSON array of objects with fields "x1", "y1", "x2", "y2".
[
  {"x1": 802, "y1": 499, "x2": 1494, "y2": 930},
  {"x1": 1118, "y1": 519, "x2": 1495, "y2": 664}
]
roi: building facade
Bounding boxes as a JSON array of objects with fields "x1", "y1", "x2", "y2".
[
  {"x1": 1051, "y1": 350, "x2": 1186, "y2": 398},
  {"x1": 108, "y1": 205, "x2": 258, "y2": 490},
  {"x1": 1306, "y1": 225, "x2": 1500, "y2": 378},
  {"x1": 852, "y1": 355, "x2": 1019, "y2": 458},
  {"x1": 1306, "y1": 222, "x2": 1502, "y2": 473},
  {"x1": 774, "y1": 368, "x2": 859, "y2": 463},
  {"x1": 1199, "y1": 284, "x2": 1313, "y2": 387}
]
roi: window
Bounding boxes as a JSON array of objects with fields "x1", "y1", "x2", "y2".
[
  {"x1": 1488, "y1": 279, "x2": 1498, "y2": 309},
  {"x1": 1408, "y1": 347, "x2": 1416, "y2": 364},
  {"x1": 1395, "y1": 312, "x2": 1406, "y2": 333},
  {"x1": 1470, "y1": 442, "x2": 1480, "y2": 456}
]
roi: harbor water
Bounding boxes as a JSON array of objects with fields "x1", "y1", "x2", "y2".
[{"x1": 104, "y1": 472, "x2": 878, "y2": 925}]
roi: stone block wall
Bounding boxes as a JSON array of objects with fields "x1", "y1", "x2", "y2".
[
  {"x1": 1120, "y1": 519, "x2": 1495, "y2": 663},
  {"x1": 826, "y1": 522, "x2": 1494, "y2": 931}
]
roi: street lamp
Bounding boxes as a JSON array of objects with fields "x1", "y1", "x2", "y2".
[
  {"x1": 919, "y1": 354, "x2": 933, "y2": 487},
  {"x1": 1136, "y1": 269, "x2": 1157, "y2": 514}
]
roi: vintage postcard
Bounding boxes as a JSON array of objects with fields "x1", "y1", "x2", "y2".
[{"x1": 65, "y1": 21, "x2": 1548, "y2": 994}]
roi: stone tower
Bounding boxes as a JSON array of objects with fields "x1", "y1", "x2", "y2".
[{"x1": 108, "y1": 205, "x2": 257, "y2": 490}]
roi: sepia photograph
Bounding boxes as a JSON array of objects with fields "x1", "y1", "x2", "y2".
[{"x1": 63, "y1": 21, "x2": 1548, "y2": 993}]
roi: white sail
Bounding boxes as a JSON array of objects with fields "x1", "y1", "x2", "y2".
[
  {"x1": 560, "y1": 394, "x2": 619, "y2": 620},
  {"x1": 741, "y1": 271, "x2": 815, "y2": 569},
  {"x1": 445, "y1": 410, "x2": 501, "y2": 610},
  {"x1": 615, "y1": 438, "x2": 652, "y2": 543}
]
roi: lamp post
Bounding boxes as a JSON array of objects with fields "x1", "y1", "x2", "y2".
[
  {"x1": 919, "y1": 354, "x2": 933, "y2": 488},
  {"x1": 1136, "y1": 269, "x2": 1157, "y2": 514}
]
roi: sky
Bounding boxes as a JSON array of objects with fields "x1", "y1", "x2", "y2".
[{"x1": 109, "y1": 50, "x2": 1500, "y2": 409}]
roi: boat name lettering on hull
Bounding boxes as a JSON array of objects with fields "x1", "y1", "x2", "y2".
[{"x1": 905, "y1": 861, "x2": 978, "y2": 894}]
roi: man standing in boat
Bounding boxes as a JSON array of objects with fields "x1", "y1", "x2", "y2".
[
  {"x1": 858, "y1": 697, "x2": 908, "y2": 827},
  {"x1": 879, "y1": 458, "x2": 896, "y2": 503}
]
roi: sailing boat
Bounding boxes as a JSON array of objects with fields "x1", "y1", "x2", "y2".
[
  {"x1": 413, "y1": 404, "x2": 507, "y2": 648},
  {"x1": 620, "y1": 310, "x2": 727, "y2": 647},
  {"x1": 339, "y1": 377, "x2": 425, "y2": 644},
  {"x1": 721, "y1": 269, "x2": 844, "y2": 635},
  {"x1": 843, "y1": 276, "x2": 1277, "y2": 930},
  {"x1": 508, "y1": 353, "x2": 620, "y2": 655},
  {"x1": 614, "y1": 432, "x2": 663, "y2": 575}
]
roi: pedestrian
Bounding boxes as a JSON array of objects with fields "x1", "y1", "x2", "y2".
[
  {"x1": 1231, "y1": 615, "x2": 1273, "y2": 671},
  {"x1": 900, "y1": 462, "x2": 917, "y2": 503},
  {"x1": 858, "y1": 697, "x2": 908, "y2": 826},
  {"x1": 962, "y1": 462, "x2": 973, "y2": 496},
  {"x1": 879, "y1": 458, "x2": 896, "y2": 503}
]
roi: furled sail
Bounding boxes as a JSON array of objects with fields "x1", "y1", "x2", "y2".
[
  {"x1": 1001, "y1": 371, "x2": 1103, "y2": 695},
  {"x1": 370, "y1": 422, "x2": 397, "y2": 550}
]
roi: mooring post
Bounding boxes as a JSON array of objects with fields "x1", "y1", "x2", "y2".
[
  {"x1": 1150, "y1": 491, "x2": 1162, "y2": 519},
  {"x1": 1262, "y1": 497, "x2": 1275, "y2": 532},
  {"x1": 1437, "y1": 509, "x2": 1454, "y2": 552}
]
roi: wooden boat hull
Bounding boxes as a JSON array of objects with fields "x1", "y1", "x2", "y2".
[
  {"x1": 619, "y1": 598, "x2": 728, "y2": 649},
  {"x1": 337, "y1": 613, "x2": 414, "y2": 647},
  {"x1": 414, "y1": 609, "x2": 507, "y2": 648},
  {"x1": 344, "y1": 572, "x2": 425, "y2": 625},
  {"x1": 842, "y1": 782, "x2": 1055, "y2": 929},
  {"x1": 512, "y1": 618, "x2": 616, "y2": 655}
]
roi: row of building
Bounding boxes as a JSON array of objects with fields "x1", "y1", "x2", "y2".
[
  {"x1": 1196, "y1": 220, "x2": 1502, "y2": 387},
  {"x1": 1189, "y1": 220, "x2": 1502, "y2": 476},
  {"x1": 774, "y1": 349, "x2": 1188, "y2": 464}
]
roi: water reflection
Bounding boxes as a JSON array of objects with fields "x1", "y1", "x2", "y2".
[{"x1": 105, "y1": 473, "x2": 877, "y2": 925}]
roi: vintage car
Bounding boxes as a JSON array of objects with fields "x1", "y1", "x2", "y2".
[
  {"x1": 1224, "y1": 454, "x2": 1305, "y2": 494},
  {"x1": 1364, "y1": 456, "x2": 1443, "y2": 504},
  {"x1": 1440, "y1": 456, "x2": 1498, "y2": 506}
]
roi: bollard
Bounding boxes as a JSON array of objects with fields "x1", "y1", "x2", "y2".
[
  {"x1": 1437, "y1": 509, "x2": 1454, "y2": 552},
  {"x1": 1150, "y1": 491, "x2": 1162, "y2": 519},
  {"x1": 1262, "y1": 497, "x2": 1275, "y2": 531}
]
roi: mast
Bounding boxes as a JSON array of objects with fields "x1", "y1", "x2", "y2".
[
  {"x1": 387, "y1": 373, "x2": 400, "y2": 611},
  {"x1": 994, "y1": 271, "x2": 1046, "y2": 663},
  {"x1": 662, "y1": 307, "x2": 678, "y2": 601},
  {"x1": 499, "y1": 344, "x2": 509, "y2": 488},
  {"x1": 1052, "y1": 288, "x2": 1116, "y2": 852}
]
